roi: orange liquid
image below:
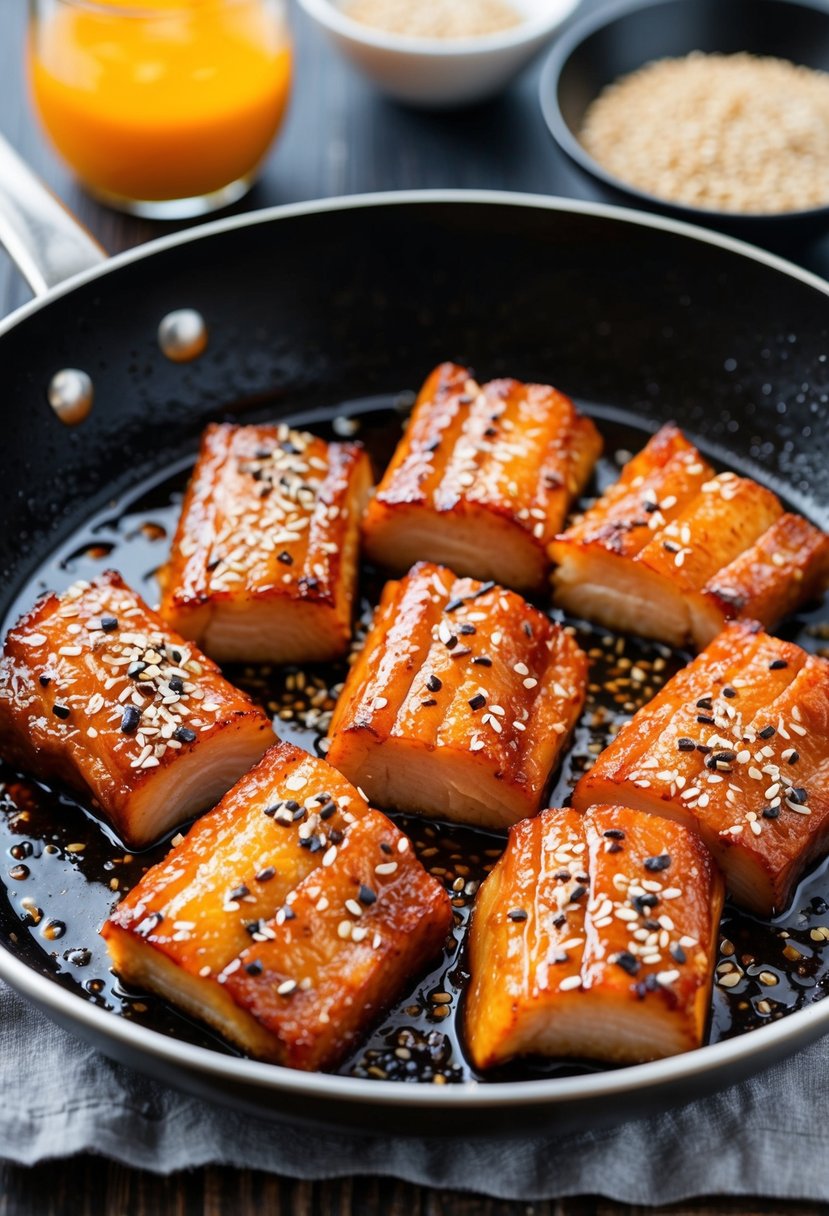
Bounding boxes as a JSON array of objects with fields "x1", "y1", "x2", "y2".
[{"x1": 30, "y1": 0, "x2": 292, "y2": 204}]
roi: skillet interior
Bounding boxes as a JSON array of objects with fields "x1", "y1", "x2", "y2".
[{"x1": 1, "y1": 194, "x2": 829, "y2": 1134}]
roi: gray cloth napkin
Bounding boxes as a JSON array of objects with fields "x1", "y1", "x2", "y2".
[{"x1": 2, "y1": 979, "x2": 826, "y2": 1203}]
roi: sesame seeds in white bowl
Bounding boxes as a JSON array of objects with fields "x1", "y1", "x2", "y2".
[{"x1": 296, "y1": 0, "x2": 582, "y2": 108}]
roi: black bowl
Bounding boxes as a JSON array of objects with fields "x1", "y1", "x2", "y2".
[{"x1": 540, "y1": 0, "x2": 829, "y2": 247}]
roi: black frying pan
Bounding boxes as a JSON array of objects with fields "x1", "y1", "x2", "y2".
[{"x1": 0, "y1": 135, "x2": 828, "y2": 1138}]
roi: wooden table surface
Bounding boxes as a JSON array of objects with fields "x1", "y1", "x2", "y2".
[{"x1": 2, "y1": 1, "x2": 829, "y2": 1213}]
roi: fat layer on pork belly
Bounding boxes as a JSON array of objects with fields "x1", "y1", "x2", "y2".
[
  {"x1": 573, "y1": 621, "x2": 829, "y2": 916},
  {"x1": 550, "y1": 424, "x2": 829, "y2": 649},
  {"x1": 326, "y1": 561, "x2": 588, "y2": 829},
  {"x1": 464, "y1": 804, "x2": 723, "y2": 1071},
  {"x1": 159, "y1": 422, "x2": 372, "y2": 664},
  {"x1": 0, "y1": 570, "x2": 272, "y2": 849},
  {"x1": 362, "y1": 362, "x2": 602, "y2": 593},
  {"x1": 103, "y1": 741, "x2": 451, "y2": 1068}
]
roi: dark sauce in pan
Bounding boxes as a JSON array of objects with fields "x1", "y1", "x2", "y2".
[{"x1": 1, "y1": 396, "x2": 828, "y2": 1085}]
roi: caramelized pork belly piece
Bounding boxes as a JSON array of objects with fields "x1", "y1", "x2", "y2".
[
  {"x1": 699, "y1": 514, "x2": 829, "y2": 647},
  {"x1": 362, "y1": 363, "x2": 602, "y2": 593},
  {"x1": 550, "y1": 425, "x2": 828, "y2": 648},
  {"x1": 103, "y1": 744, "x2": 450, "y2": 1068},
  {"x1": 224, "y1": 809, "x2": 452, "y2": 1070},
  {"x1": 465, "y1": 804, "x2": 723, "y2": 1071},
  {"x1": 0, "y1": 571, "x2": 271, "y2": 848},
  {"x1": 327, "y1": 562, "x2": 588, "y2": 829},
  {"x1": 159, "y1": 422, "x2": 372, "y2": 664},
  {"x1": 573, "y1": 622, "x2": 829, "y2": 915}
]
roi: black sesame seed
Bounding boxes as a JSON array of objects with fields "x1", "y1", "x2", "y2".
[
  {"x1": 697, "y1": 714, "x2": 715, "y2": 726},
  {"x1": 120, "y1": 706, "x2": 141, "y2": 734},
  {"x1": 722, "y1": 686, "x2": 737, "y2": 699},
  {"x1": 319, "y1": 800, "x2": 337, "y2": 820},
  {"x1": 245, "y1": 961, "x2": 263, "y2": 976},
  {"x1": 459, "y1": 623, "x2": 476, "y2": 636},
  {"x1": 359, "y1": 884, "x2": 377, "y2": 905},
  {"x1": 570, "y1": 885, "x2": 587, "y2": 902},
  {"x1": 444, "y1": 597, "x2": 465, "y2": 614},
  {"x1": 171, "y1": 650, "x2": 182, "y2": 663},
  {"x1": 445, "y1": 635, "x2": 458, "y2": 650},
  {"x1": 552, "y1": 913, "x2": 566, "y2": 928},
  {"x1": 263, "y1": 802, "x2": 283, "y2": 817},
  {"x1": 282, "y1": 907, "x2": 296, "y2": 921},
  {"x1": 472, "y1": 656, "x2": 492, "y2": 667},
  {"x1": 633, "y1": 893, "x2": 660, "y2": 912},
  {"x1": 671, "y1": 943, "x2": 687, "y2": 964},
  {"x1": 426, "y1": 675, "x2": 442, "y2": 693},
  {"x1": 606, "y1": 841, "x2": 623, "y2": 854},
  {"x1": 380, "y1": 842, "x2": 393, "y2": 855},
  {"x1": 39, "y1": 675, "x2": 51, "y2": 687},
  {"x1": 787, "y1": 751, "x2": 800, "y2": 765},
  {"x1": 696, "y1": 697, "x2": 713, "y2": 710},
  {"x1": 229, "y1": 885, "x2": 250, "y2": 901},
  {"x1": 472, "y1": 581, "x2": 495, "y2": 599},
  {"x1": 255, "y1": 867, "x2": 276, "y2": 882},
  {"x1": 614, "y1": 951, "x2": 640, "y2": 976},
  {"x1": 285, "y1": 801, "x2": 300, "y2": 812},
  {"x1": 127, "y1": 661, "x2": 147, "y2": 679},
  {"x1": 277, "y1": 551, "x2": 293, "y2": 565},
  {"x1": 52, "y1": 704, "x2": 70, "y2": 720},
  {"x1": 328, "y1": 828, "x2": 344, "y2": 844},
  {"x1": 762, "y1": 805, "x2": 781, "y2": 819},
  {"x1": 173, "y1": 725, "x2": 197, "y2": 744},
  {"x1": 292, "y1": 806, "x2": 307, "y2": 822},
  {"x1": 100, "y1": 615, "x2": 119, "y2": 633},
  {"x1": 644, "y1": 853, "x2": 671, "y2": 872},
  {"x1": 168, "y1": 676, "x2": 184, "y2": 694},
  {"x1": 555, "y1": 869, "x2": 572, "y2": 881},
  {"x1": 758, "y1": 725, "x2": 776, "y2": 740},
  {"x1": 644, "y1": 918, "x2": 661, "y2": 931},
  {"x1": 789, "y1": 787, "x2": 809, "y2": 805},
  {"x1": 769, "y1": 659, "x2": 788, "y2": 670},
  {"x1": 603, "y1": 829, "x2": 625, "y2": 840},
  {"x1": 507, "y1": 908, "x2": 528, "y2": 922},
  {"x1": 677, "y1": 737, "x2": 696, "y2": 751},
  {"x1": 468, "y1": 693, "x2": 487, "y2": 711},
  {"x1": 522, "y1": 622, "x2": 533, "y2": 638},
  {"x1": 421, "y1": 698, "x2": 437, "y2": 707}
]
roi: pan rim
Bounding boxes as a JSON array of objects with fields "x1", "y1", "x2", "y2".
[
  {"x1": 2, "y1": 187, "x2": 829, "y2": 1111},
  {"x1": 2, "y1": 188, "x2": 829, "y2": 341}
]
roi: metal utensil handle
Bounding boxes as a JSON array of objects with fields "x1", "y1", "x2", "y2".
[{"x1": 0, "y1": 133, "x2": 107, "y2": 297}]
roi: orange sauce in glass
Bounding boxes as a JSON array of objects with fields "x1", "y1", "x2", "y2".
[{"x1": 29, "y1": 0, "x2": 292, "y2": 206}]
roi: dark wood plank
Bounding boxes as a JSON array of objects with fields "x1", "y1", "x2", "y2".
[{"x1": 1, "y1": 1158, "x2": 829, "y2": 1216}]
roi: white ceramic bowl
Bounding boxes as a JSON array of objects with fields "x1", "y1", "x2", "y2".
[{"x1": 296, "y1": 0, "x2": 582, "y2": 108}]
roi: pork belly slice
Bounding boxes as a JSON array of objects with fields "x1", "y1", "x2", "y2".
[
  {"x1": 103, "y1": 759, "x2": 450, "y2": 1068},
  {"x1": 0, "y1": 571, "x2": 272, "y2": 848},
  {"x1": 573, "y1": 621, "x2": 829, "y2": 915},
  {"x1": 551, "y1": 425, "x2": 826, "y2": 648},
  {"x1": 698, "y1": 514, "x2": 829, "y2": 647},
  {"x1": 327, "y1": 562, "x2": 588, "y2": 829},
  {"x1": 103, "y1": 739, "x2": 369, "y2": 975},
  {"x1": 465, "y1": 804, "x2": 723, "y2": 1071},
  {"x1": 158, "y1": 422, "x2": 372, "y2": 664},
  {"x1": 361, "y1": 362, "x2": 602, "y2": 593},
  {"x1": 223, "y1": 809, "x2": 452, "y2": 1069}
]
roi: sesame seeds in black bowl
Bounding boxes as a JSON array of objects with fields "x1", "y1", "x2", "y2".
[{"x1": 539, "y1": 0, "x2": 829, "y2": 248}]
